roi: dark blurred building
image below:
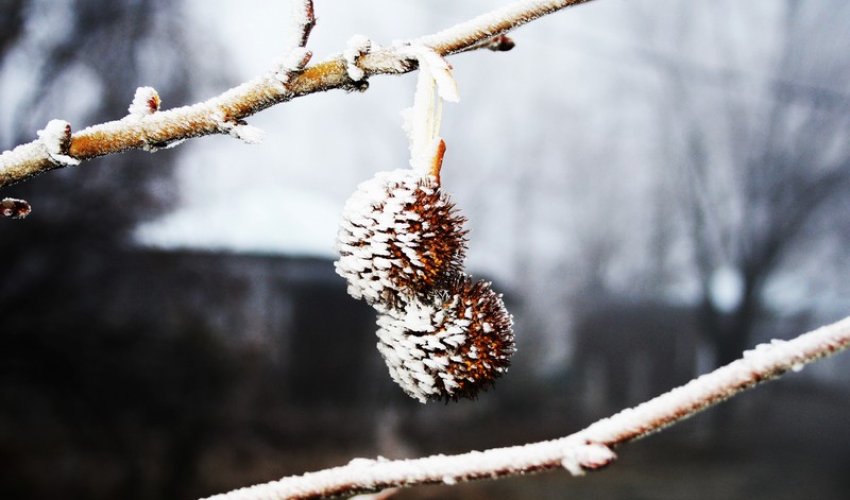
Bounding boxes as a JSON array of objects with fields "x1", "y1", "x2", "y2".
[
  {"x1": 572, "y1": 295, "x2": 702, "y2": 415},
  {"x1": 88, "y1": 249, "x2": 382, "y2": 405},
  {"x1": 0, "y1": 248, "x2": 382, "y2": 500}
]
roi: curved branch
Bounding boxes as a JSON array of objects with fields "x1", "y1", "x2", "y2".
[
  {"x1": 0, "y1": 0, "x2": 595, "y2": 190},
  {"x1": 202, "y1": 315, "x2": 850, "y2": 499}
]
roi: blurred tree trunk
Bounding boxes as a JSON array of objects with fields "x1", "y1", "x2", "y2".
[
  {"x1": 650, "y1": 0, "x2": 850, "y2": 377},
  {"x1": 0, "y1": 2, "x2": 218, "y2": 499}
]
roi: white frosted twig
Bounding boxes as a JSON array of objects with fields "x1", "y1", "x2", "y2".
[
  {"x1": 275, "y1": 0, "x2": 315, "y2": 85},
  {"x1": 213, "y1": 111, "x2": 266, "y2": 145},
  {"x1": 274, "y1": 48, "x2": 313, "y2": 84},
  {"x1": 201, "y1": 315, "x2": 850, "y2": 499},
  {"x1": 0, "y1": 0, "x2": 597, "y2": 189},
  {"x1": 401, "y1": 46, "x2": 458, "y2": 176},
  {"x1": 413, "y1": 0, "x2": 595, "y2": 55},
  {"x1": 286, "y1": 0, "x2": 316, "y2": 49}
]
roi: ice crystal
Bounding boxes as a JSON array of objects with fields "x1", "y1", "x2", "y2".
[{"x1": 274, "y1": 47, "x2": 312, "y2": 84}]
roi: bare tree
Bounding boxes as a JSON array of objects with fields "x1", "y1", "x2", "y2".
[{"x1": 643, "y1": 0, "x2": 850, "y2": 368}]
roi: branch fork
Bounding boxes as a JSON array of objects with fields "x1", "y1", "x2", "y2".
[{"x1": 276, "y1": 0, "x2": 316, "y2": 85}]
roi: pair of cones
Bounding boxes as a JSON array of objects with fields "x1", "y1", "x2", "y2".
[
  {"x1": 335, "y1": 165, "x2": 515, "y2": 402},
  {"x1": 335, "y1": 51, "x2": 514, "y2": 402}
]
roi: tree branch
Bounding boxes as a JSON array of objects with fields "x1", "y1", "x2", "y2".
[
  {"x1": 202, "y1": 315, "x2": 850, "y2": 499},
  {"x1": 0, "y1": 0, "x2": 595, "y2": 190}
]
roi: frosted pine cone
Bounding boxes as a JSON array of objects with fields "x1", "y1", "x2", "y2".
[
  {"x1": 335, "y1": 169, "x2": 467, "y2": 311},
  {"x1": 376, "y1": 276, "x2": 515, "y2": 402}
]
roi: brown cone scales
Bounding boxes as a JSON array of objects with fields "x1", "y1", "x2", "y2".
[
  {"x1": 376, "y1": 275, "x2": 515, "y2": 402},
  {"x1": 335, "y1": 169, "x2": 466, "y2": 312}
]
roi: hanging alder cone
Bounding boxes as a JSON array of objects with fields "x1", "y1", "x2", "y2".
[
  {"x1": 375, "y1": 275, "x2": 515, "y2": 402},
  {"x1": 336, "y1": 61, "x2": 516, "y2": 402},
  {"x1": 334, "y1": 169, "x2": 467, "y2": 311}
]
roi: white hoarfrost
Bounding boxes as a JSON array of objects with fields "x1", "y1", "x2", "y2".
[
  {"x1": 274, "y1": 47, "x2": 312, "y2": 84},
  {"x1": 211, "y1": 110, "x2": 266, "y2": 144},
  {"x1": 376, "y1": 299, "x2": 452, "y2": 403},
  {"x1": 402, "y1": 45, "x2": 460, "y2": 103},
  {"x1": 559, "y1": 440, "x2": 617, "y2": 476},
  {"x1": 344, "y1": 34, "x2": 373, "y2": 81},
  {"x1": 37, "y1": 119, "x2": 79, "y2": 166},
  {"x1": 127, "y1": 86, "x2": 160, "y2": 117}
]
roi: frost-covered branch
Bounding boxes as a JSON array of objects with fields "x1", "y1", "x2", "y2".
[
  {"x1": 202, "y1": 315, "x2": 850, "y2": 499},
  {"x1": 0, "y1": 0, "x2": 595, "y2": 191}
]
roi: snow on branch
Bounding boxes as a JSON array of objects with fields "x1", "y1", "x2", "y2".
[
  {"x1": 127, "y1": 86, "x2": 162, "y2": 117},
  {"x1": 414, "y1": 0, "x2": 595, "y2": 56},
  {"x1": 0, "y1": 0, "x2": 596, "y2": 192},
  {"x1": 202, "y1": 315, "x2": 850, "y2": 499}
]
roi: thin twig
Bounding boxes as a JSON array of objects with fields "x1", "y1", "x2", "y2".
[
  {"x1": 0, "y1": 0, "x2": 596, "y2": 190},
  {"x1": 201, "y1": 315, "x2": 850, "y2": 499},
  {"x1": 293, "y1": 0, "x2": 316, "y2": 48},
  {"x1": 462, "y1": 34, "x2": 517, "y2": 53}
]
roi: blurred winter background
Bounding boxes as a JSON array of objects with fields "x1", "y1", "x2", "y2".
[{"x1": 2, "y1": 0, "x2": 850, "y2": 498}]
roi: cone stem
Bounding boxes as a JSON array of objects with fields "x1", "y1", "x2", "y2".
[{"x1": 430, "y1": 139, "x2": 446, "y2": 184}]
